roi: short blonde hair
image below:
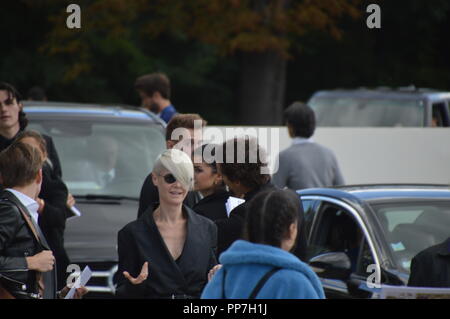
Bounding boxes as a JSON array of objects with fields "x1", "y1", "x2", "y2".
[{"x1": 152, "y1": 149, "x2": 194, "y2": 191}]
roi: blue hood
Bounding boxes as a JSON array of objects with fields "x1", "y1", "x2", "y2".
[{"x1": 202, "y1": 240, "x2": 325, "y2": 298}]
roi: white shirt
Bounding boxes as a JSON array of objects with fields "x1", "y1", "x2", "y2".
[
  {"x1": 292, "y1": 137, "x2": 314, "y2": 145},
  {"x1": 6, "y1": 188, "x2": 40, "y2": 224}
]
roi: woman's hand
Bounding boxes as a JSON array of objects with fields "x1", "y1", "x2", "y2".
[
  {"x1": 123, "y1": 262, "x2": 149, "y2": 285},
  {"x1": 59, "y1": 285, "x2": 89, "y2": 299},
  {"x1": 208, "y1": 264, "x2": 223, "y2": 281},
  {"x1": 37, "y1": 198, "x2": 45, "y2": 214}
]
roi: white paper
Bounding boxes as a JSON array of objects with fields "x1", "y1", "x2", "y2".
[
  {"x1": 64, "y1": 266, "x2": 92, "y2": 299},
  {"x1": 379, "y1": 285, "x2": 450, "y2": 299},
  {"x1": 225, "y1": 196, "x2": 245, "y2": 217},
  {"x1": 69, "y1": 206, "x2": 82, "y2": 218}
]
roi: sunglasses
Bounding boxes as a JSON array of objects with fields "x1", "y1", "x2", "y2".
[{"x1": 159, "y1": 173, "x2": 177, "y2": 184}]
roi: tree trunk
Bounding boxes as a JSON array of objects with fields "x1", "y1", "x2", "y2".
[{"x1": 238, "y1": 50, "x2": 286, "y2": 125}]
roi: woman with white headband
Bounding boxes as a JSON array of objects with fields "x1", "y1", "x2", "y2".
[{"x1": 116, "y1": 149, "x2": 218, "y2": 299}]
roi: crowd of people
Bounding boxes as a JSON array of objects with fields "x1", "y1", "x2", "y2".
[{"x1": 0, "y1": 74, "x2": 448, "y2": 300}]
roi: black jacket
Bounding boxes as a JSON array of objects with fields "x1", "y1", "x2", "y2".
[
  {"x1": 408, "y1": 237, "x2": 450, "y2": 288},
  {"x1": 116, "y1": 204, "x2": 217, "y2": 299},
  {"x1": 38, "y1": 162, "x2": 71, "y2": 290},
  {"x1": 215, "y1": 182, "x2": 308, "y2": 261},
  {"x1": 0, "y1": 190, "x2": 56, "y2": 299},
  {"x1": 137, "y1": 173, "x2": 200, "y2": 219},
  {"x1": 192, "y1": 190, "x2": 230, "y2": 222}
]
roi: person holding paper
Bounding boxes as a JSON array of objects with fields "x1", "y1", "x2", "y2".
[
  {"x1": 116, "y1": 149, "x2": 218, "y2": 299},
  {"x1": 192, "y1": 144, "x2": 230, "y2": 222},
  {"x1": 0, "y1": 142, "x2": 86, "y2": 299}
]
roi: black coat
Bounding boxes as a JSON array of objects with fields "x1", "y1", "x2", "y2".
[
  {"x1": 137, "y1": 173, "x2": 200, "y2": 219},
  {"x1": 116, "y1": 204, "x2": 217, "y2": 299},
  {"x1": 38, "y1": 162, "x2": 71, "y2": 290},
  {"x1": 192, "y1": 190, "x2": 230, "y2": 222},
  {"x1": 0, "y1": 190, "x2": 56, "y2": 299},
  {"x1": 215, "y1": 182, "x2": 308, "y2": 261},
  {"x1": 408, "y1": 237, "x2": 450, "y2": 288}
]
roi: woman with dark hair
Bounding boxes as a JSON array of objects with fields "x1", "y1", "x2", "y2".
[
  {"x1": 214, "y1": 137, "x2": 308, "y2": 261},
  {"x1": 201, "y1": 189, "x2": 324, "y2": 299},
  {"x1": 192, "y1": 144, "x2": 230, "y2": 221}
]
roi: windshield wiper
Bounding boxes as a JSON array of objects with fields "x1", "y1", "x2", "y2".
[{"x1": 75, "y1": 194, "x2": 138, "y2": 201}]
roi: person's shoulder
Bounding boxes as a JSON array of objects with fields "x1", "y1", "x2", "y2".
[
  {"x1": 269, "y1": 268, "x2": 322, "y2": 297},
  {"x1": 118, "y1": 218, "x2": 143, "y2": 237},
  {"x1": 188, "y1": 206, "x2": 216, "y2": 228}
]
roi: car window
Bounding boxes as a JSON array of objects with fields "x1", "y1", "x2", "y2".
[
  {"x1": 309, "y1": 97, "x2": 424, "y2": 127},
  {"x1": 371, "y1": 201, "x2": 450, "y2": 273},
  {"x1": 28, "y1": 119, "x2": 166, "y2": 198},
  {"x1": 309, "y1": 203, "x2": 366, "y2": 273},
  {"x1": 301, "y1": 199, "x2": 316, "y2": 237},
  {"x1": 431, "y1": 102, "x2": 447, "y2": 127}
]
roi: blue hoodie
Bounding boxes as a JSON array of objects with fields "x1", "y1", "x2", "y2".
[{"x1": 201, "y1": 240, "x2": 325, "y2": 299}]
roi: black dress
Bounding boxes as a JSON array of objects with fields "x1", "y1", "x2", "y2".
[
  {"x1": 116, "y1": 204, "x2": 218, "y2": 299},
  {"x1": 193, "y1": 190, "x2": 230, "y2": 222}
]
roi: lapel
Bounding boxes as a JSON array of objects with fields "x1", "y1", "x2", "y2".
[
  {"x1": 2, "y1": 190, "x2": 50, "y2": 250},
  {"x1": 141, "y1": 204, "x2": 195, "y2": 289}
]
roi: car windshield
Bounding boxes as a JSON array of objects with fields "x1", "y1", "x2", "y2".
[
  {"x1": 309, "y1": 97, "x2": 424, "y2": 126},
  {"x1": 28, "y1": 119, "x2": 166, "y2": 198},
  {"x1": 370, "y1": 200, "x2": 450, "y2": 273}
]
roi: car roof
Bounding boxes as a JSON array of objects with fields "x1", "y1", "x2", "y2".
[
  {"x1": 311, "y1": 88, "x2": 450, "y2": 102},
  {"x1": 23, "y1": 101, "x2": 166, "y2": 126},
  {"x1": 297, "y1": 184, "x2": 450, "y2": 205}
]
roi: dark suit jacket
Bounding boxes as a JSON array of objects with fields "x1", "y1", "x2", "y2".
[
  {"x1": 0, "y1": 190, "x2": 56, "y2": 299},
  {"x1": 192, "y1": 190, "x2": 230, "y2": 222},
  {"x1": 408, "y1": 237, "x2": 450, "y2": 288},
  {"x1": 38, "y1": 162, "x2": 71, "y2": 290},
  {"x1": 215, "y1": 182, "x2": 308, "y2": 261},
  {"x1": 116, "y1": 204, "x2": 217, "y2": 299},
  {"x1": 137, "y1": 173, "x2": 200, "y2": 219}
]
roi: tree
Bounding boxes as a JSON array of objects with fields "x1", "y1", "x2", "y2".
[{"x1": 38, "y1": 0, "x2": 360, "y2": 124}]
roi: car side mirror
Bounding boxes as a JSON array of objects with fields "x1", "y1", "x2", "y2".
[{"x1": 309, "y1": 252, "x2": 352, "y2": 280}]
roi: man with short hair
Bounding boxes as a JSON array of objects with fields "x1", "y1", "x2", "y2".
[
  {"x1": 136, "y1": 113, "x2": 207, "y2": 218},
  {"x1": 272, "y1": 102, "x2": 345, "y2": 190},
  {"x1": 0, "y1": 142, "x2": 86, "y2": 299},
  {"x1": 135, "y1": 73, "x2": 178, "y2": 123}
]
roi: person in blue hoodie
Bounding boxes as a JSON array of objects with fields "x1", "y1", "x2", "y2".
[{"x1": 201, "y1": 189, "x2": 325, "y2": 299}]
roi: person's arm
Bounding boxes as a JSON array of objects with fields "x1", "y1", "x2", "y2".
[
  {"x1": 0, "y1": 205, "x2": 29, "y2": 280},
  {"x1": 408, "y1": 254, "x2": 428, "y2": 287},
  {"x1": 271, "y1": 155, "x2": 288, "y2": 189},
  {"x1": 115, "y1": 227, "x2": 148, "y2": 298},
  {"x1": 331, "y1": 153, "x2": 345, "y2": 186}
]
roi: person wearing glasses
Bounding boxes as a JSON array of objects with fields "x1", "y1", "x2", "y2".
[{"x1": 116, "y1": 149, "x2": 218, "y2": 299}]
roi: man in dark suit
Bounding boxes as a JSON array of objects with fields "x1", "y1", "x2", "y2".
[
  {"x1": 0, "y1": 142, "x2": 86, "y2": 299},
  {"x1": 408, "y1": 237, "x2": 450, "y2": 288}
]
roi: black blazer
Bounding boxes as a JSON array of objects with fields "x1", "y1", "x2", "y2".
[
  {"x1": 38, "y1": 162, "x2": 71, "y2": 290},
  {"x1": 192, "y1": 190, "x2": 230, "y2": 222},
  {"x1": 137, "y1": 173, "x2": 201, "y2": 219},
  {"x1": 215, "y1": 182, "x2": 308, "y2": 261},
  {"x1": 116, "y1": 204, "x2": 217, "y2": 299},
  {"x1": 408, "y1": 237, "x2": 450, "y2": 288},
  {"x1": 0, "y1": 190, "x2": 56, "y2": 299}
]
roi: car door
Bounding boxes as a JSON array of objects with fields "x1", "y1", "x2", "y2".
[{"x1": 307, "y1": 199, "x2": 379, "y2": 299}]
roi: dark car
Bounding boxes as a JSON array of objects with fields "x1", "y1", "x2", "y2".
[
  {"x1": 308, "y1": 87, "x2": 450, "y2": 127},
  {"x1": 297, "y1": 184, "x2": 450, "y2": 298},
  {"x1": 24, "y1": 101, "x2": 166, "y2": 297}
]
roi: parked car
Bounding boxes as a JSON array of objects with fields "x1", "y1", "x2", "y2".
[
  {"x1": 298, "y1": 184, "x2": 450, "y2": 299},
  {"x1": 308, "y1": 87, "x2": 450, "y2": 127},
  {"x1": 24, "y1": 101, "x2": 166, "y2": 297}
]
